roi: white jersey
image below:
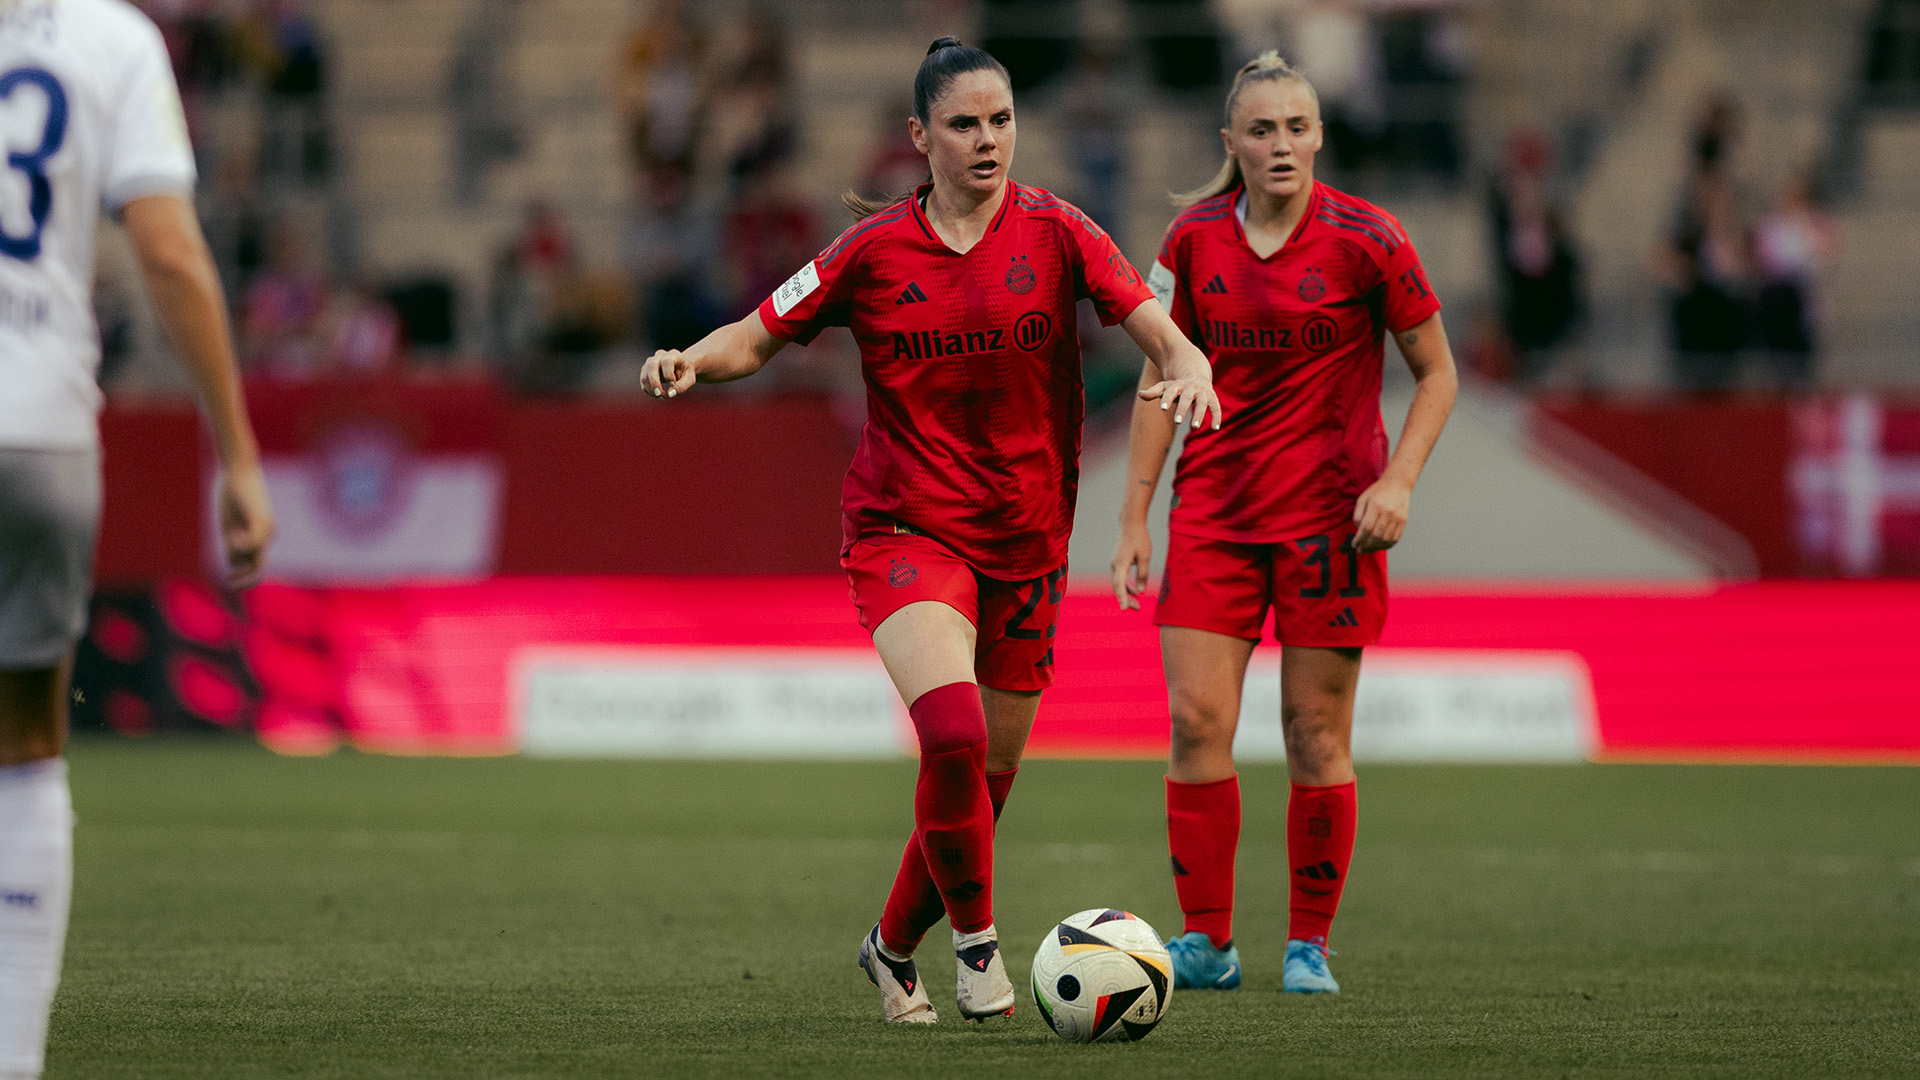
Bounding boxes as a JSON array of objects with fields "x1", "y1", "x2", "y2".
[{"x1": 0, "y1": 0, "x2": 195, "y2": 449}]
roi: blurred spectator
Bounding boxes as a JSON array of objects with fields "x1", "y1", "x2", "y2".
[
  {"x1": 1488, "y1": 130, "x2": 1582, "y2": 385},
  {"x1": 722, "y1": 160, "x2": 819, "y2": 319},
  {"x1": 711, "y1": 7, "x2": 797, "y2": 180},
  {"x1": 242, "y1": 222, "x2": 330, "y2": 377},
  {"x1": 239, "y1": 0, "x2": 330, "y2": 185},
  {"x1": 1662, "y1": 95, "x2": 1750, "y2": 393},
  {"x1": 615, "y1": 0, "x2": 709, "y2": 194},
  {"x1": 1751, "y1": 175, "x2": 1835, "y2": 390},
  {"x1": 1292, "y1": 0, "x2": 1388, "y2": 175},
  {"x1": 326, "y1": 282, "x2": 403, "y2": 376},
  {"x1": 627, "y1": 169, "x2": 722, "y2": 353},
  {"x1": 1066, "y1": 43, "x2": 1128, "y2": 240},
  {"x1": 489, "y1": 201, "x2": 578, "y2": 371},
  {"x1": 449, "y1": 0, "x2": 527, "y2": 206},
  {"x1": 857, "y1": 97, "x2": 928, "y2": 204}
]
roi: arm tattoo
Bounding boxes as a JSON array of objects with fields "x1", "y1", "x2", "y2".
[{"x1": 1400, "y1": 332, "x2": 1418, "y2": 347}]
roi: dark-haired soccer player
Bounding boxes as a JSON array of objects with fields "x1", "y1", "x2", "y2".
[
  {"x1": 0, "y1": 3, "x2": 274, "y2": 1076},
  {"x1": 643, "y1": 37, "x2": 1220, "y2": 1024},
  {"x1": 1111, "y1": 52, "x2": 1458, "y2": 995}
]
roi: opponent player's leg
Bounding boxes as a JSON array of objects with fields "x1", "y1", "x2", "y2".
[
  {"x1": 1161, "y1": 626, "x2": 1254, "y2": 989},
  {"x1": 0, "y1": 449, "x2": 93, "y2": 1079},
  {"x1": 1279, "y1": 644, "x2": 1361, "y2": 994}
]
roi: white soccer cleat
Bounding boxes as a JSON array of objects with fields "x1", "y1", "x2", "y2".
[
  {"x1": 954, "y1": 932, "x2": 1016, "y2": 1021},
  {"x1": 858, "y1": 925, "x2": 938, "y2": 1023}
]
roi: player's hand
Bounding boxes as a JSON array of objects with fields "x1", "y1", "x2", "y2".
[
  {"x1": 1139, "y1": 375, "x2": 1223, "y2": 431},
  {"x1": 642, "y1": 349, "x2": 696, "y2": 399},
  {"x1": 218, "y1": 461, "x2": 274, "y2": 589},
  {"x1": 1353, "y1": 475, "x2": 1412, "y2": 553},
  {"x1": 1110, "y1": 522, "x2": 1154, "y2": 611}
]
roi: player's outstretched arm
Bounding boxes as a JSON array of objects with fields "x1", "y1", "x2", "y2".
[
  {"x1": 1120, "y1": 300, "x2": 1222, "y2": 432},
  {"x1": 642, "y1": 312, "x2": 788, "y2": 398},
  {"x1": 122, "y1": 195, "x2": 274, "y2": 587},
  {"x1": 1111, "y1": 359, "x2": 1180, "y2": 611},
  {"x1": 1354, "y1": 311, "x2": 1458, "y2": 553}
]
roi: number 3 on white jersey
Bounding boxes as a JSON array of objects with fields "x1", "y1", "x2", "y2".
[{"x1": 0, "y1": 66, "x2": 68, "y2": 263}]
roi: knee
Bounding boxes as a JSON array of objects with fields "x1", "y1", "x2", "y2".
[
  {"x1": 1169, "y1": 690, "x2": 1238, "y2": 759},
  {"x1": 1281, "y1": 704, "x2": 1349, "y2": 774}
]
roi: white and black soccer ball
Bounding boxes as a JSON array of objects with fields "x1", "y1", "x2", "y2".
[{"x1": 1030, "y1": 909, "x2": 1172, "y2": 1043}]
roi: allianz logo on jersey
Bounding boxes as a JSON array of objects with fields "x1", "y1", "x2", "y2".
[
  {"x1": 890, "y1": 311, "x2": 1053, "y2": 359},
  {"x1": 1202, "y1": 314, "x2": 1338, "y2": 354}
]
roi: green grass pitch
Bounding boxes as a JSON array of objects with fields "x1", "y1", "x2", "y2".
[{"x1": 48, "y1": 740, "x2": 1920, "y2": 1078}]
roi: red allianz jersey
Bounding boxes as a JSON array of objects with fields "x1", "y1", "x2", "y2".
[
  {"x1": 1149, "y1": 182, "x2": 1441, "y2": 543},
  {"x1": 757, "y1": 182, "x2": 1156, "y2": 580}
]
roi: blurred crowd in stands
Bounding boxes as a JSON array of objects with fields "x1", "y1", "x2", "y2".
[
  {"x1": 1479, "y1": 93, "x2": 1836, "y2": 393},
  {"x1": 491, "y1": 0, "x2": 825, "y2": 391},
  {"x1": 1657, "y1": 95, "x2": 1835, "y2": 393},
  {"x1": 103, "y1": 1, "x2": 1845, "y2": 401}
]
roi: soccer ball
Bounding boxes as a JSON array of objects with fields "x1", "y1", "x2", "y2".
[{"x1": 1030, "y1": 909, "x2": 1172, "y2": 1043}]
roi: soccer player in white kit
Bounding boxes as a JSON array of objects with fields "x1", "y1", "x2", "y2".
[{"x1": 0, "y1": 3, "x2": 272, "y2": 1076}]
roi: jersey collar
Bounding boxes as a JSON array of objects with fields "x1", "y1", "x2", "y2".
[
  {"x1": 1232, "y1": 182, "x2": 1319, "y2": 262},
  {"x1": 911, "y1": 180, "x2": 1017, "y2": 253}
]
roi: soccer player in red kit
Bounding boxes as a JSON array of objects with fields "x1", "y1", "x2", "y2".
[
  {"x1": 642, "y1": 38, "x2": 1219, "y2": 1023},
  {"x1": 1110, "y1": 53, "x2": 1459, "y2": 994}
]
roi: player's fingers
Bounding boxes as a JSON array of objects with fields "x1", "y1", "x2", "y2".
[
  {"x1": 1174, "y1": 382, "x2": 1199, "y2": 426},
  {"x1": 1139, "y1": 380, "x2": 1170, "y2": 405},
  {"x1": 1198, "y1": 387, "x2": 1223, "y2": 430}
]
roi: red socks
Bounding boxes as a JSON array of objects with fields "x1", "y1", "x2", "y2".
[
  {"x1": 879, "y1": 767, "x2": 1017, "y2": 954},
  {"x1": 878, "y1": 682, "x2": 998, "y2": 951},
  {"x1": 1287, "y1": 779, "x2": 1357, "y2": 943},
  {"x1": 1166, "y1": 775, "x2": 1241, "y2": 949}
]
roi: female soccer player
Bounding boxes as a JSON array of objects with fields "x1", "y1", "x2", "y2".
[
  {"x1": 1110, "y1": 53, "x2": 1458, "y2": 995},
  {"x1": 0, "y1": 4, "x2": 274, "y2": 1077},
  {"x1": 642, "y1": 38, "x2": 1220, "y2": 1024}
]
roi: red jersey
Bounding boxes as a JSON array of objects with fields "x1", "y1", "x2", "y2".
[
  {"x1": 1150, "y1": 182, "x2": 1441, "y2": 543},
  {"x1": 758, "y1": 182, "x2": 1155, "y2": 580}
]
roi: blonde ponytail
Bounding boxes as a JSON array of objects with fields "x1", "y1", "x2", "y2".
[{"x1": 1173, "y1": 51, "x2": 1318, "y2": 207}]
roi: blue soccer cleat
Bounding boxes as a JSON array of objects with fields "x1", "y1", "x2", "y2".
[
  {"x1": 1283, "y1": 936, "x2": 1340, "y2": 994},
  {"x1": 1166, "y1": 930, "x2": 1242, "y2": 990}
]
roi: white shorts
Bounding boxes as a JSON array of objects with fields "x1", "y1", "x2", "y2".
[{"x1": 0, "y1": 447, "x2": 101, "y2": 668}]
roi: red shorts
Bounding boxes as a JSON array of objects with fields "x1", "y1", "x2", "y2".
[
  {"x1": 843, "y1": 530, "x2": 1066, "y2": 692},
  {"x1": 1153, "y1": 528, "x2": 1388, "y2": 646}
]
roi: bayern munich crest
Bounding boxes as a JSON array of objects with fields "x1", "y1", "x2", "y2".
[
  {"x1": 1006, "y1": 255, "x2": 1036, "y2": 295},
  {"x1": 888, "y1": 558, "x2": 919, "y2": 587},
  {"x1": 1298, "y1": 270, "x2": 1327, "y2": 302},
  {"x1": 313, "y1": 417, "x2": 417, "y2": 540}
]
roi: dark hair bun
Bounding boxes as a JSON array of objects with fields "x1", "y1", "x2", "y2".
[{"x1": 927, "y1": 36, "x2": 964, "y2": 55}]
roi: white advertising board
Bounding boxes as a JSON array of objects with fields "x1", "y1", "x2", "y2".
[
  {"x1": 1232, "y1": 649, "x2": 1596, "y2": 763},
  {"x1": 515, "y1": 648, "x2": 910, "y2": 758}
]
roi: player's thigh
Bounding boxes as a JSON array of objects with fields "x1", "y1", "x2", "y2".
[
  {"x1": 1268, "y1": 526, "x2": 1388, "y2": 648},
  {"x1": 848, "y1": 535, "x2": 982, "y2": 704},
  {"x1": 979, "y1": 684, "x2": 1041, "y2": 772},
  {"x1": 974, "y1": 565, "x2": 1065, "y2": 693},
  {"x1": 0, "y1": 447, "x2": 99, "y2": 758}
]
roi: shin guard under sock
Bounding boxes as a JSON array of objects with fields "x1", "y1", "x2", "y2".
[
  {"x1": 1286, "y1": 779, "x2": 1357, "y2": 943},
  {"x1": 878, "y1": 683, "x2": 994, "y2": 947},
  {"x1": 1167, "y1": 775, "x2": 1240, "y2": 949},
  {"x1": 881, "y1": 767, "x2": 1019, "y2": 954},
  {"x1": 0, "y1": 759, "x2": 73, "y2": 1080}
]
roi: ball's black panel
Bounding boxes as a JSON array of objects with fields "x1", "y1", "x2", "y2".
[
  {"x1": 1120, "y1": 1014, "x2": 1163, "y2": 1042},
  {"x1": 1055, "y1": 974, "x2": 1080, "y2": 1001},
  {"x1": 1090, "y1": 985, "x2": 1149, "y2": 1041}
]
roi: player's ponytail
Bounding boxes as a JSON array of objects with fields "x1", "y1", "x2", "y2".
[
  {"x1": 1174, "y1": 51, "x2": 1318, "y2": 207},
  {"x1": 842, "y1": 37, "x2": 1012, "y2": 218}
]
